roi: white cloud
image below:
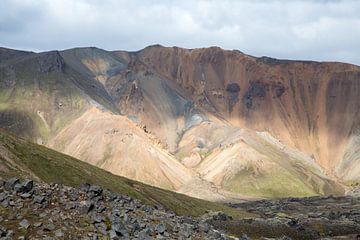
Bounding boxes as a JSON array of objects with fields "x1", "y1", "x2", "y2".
[{"x1": 0, "y1": 0, "x2": 359, "y2": 65}]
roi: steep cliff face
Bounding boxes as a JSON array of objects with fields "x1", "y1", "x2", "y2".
[{"x1": 136, "y1": 46, "x2": 360, "y2": 177}]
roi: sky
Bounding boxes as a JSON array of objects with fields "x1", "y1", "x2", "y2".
[{"x1": 1, "y1": 0, "x2": 360, "y2": 65}]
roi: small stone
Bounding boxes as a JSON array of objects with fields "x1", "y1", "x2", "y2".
[
  {"x1": 180, "y1": 224, "x2": 191, "y2": 238},
  {"x1": 112, "y1": 222, "x2": 128, "y2": 237},
  {"x1": 39, "y1": 212, "x2": 47, "y2": 218},
  {"x1": 155, "y1": 223, "x2": 166, "y2": 234},
  {"x1": 239, "y1": 234, "x2": 251, "y2": 240},
  {"x1": 0, "y1": 192, "x2": 7, "y2": 202},
  {"x1": 212, "y1": 212, "x2": 232, "y2": 221},
  {"x1": 14, "y1": 183, "x2": 23, "y2": 192},
  {"x1": 287, "y1": 219, "x2": 298, "y2": 227},
  {"x1": 43, "y1": 236, "x2": 55, "y2": 240},
  {"x1": 199, "y1": 222, "x2": 210, "y2": 233},
  {"x1": 55, "y1": 229, "x2": 64, "y2": 237},
  {"x1": 138, "y1": 229, "x2": 152, "y2": 240},
  {"x1": 33, "y1": 195, "x2": 45, "y2": 204},
  {"x1": 89, "y1": 185, "x2": 103, "y2": 196},
  {"x1": 20, "y1": 192, "x2": 32, "y2": 198},
  {"x1": 91, "y1": 214, "x2": 104, "y2": 224},
  {"x1": 19, "y1": 219, "x2": 30, "y2": 229},
  {"x1": 109, "y1": 230, "x2": 119, "y2": 240},
  {"x1": 1, "y1": 199, "x2": 9, "y2": 208},
  {"x1": 97, "y1": 205, "x2": 106, "y2": 213},
  {"x1": 44, "y1": 223, "x2": 56, "y2": 231},
  {"x1": 79, "y1": 201, "x2": 94, "y2": 214},
  {"x1": 80, "y1": 183, "x2": 91, "y2": 192},
  {"x1": 0, "y1": 225, "x2": 7, "y2": 237},
  {"x1": 34, "y1": 222, "x2": 43, "y2": 227}
]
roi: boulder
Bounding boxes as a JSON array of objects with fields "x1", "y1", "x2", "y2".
[
  {"x1": 22, "y1": 179, "x2": 34, "y2": 193},
  {"x1": 79, "y1": 201, "x2": 94, "y2": 214},
  {"x1": 112, "y1": 222, "x2": 128, "y2": 237},
  {"x1": 4, "y1": 177, "x2": 19, "y2": 190}
]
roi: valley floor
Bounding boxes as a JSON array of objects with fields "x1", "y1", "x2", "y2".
[{"x1": 214, "y1": 195, "x2": 360, "y2": 239}]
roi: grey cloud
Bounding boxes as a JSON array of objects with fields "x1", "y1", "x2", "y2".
[{"x1": 0, "y1": 0, "x2": 359, "y2": 65}]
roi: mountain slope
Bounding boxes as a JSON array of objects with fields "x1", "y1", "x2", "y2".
[
  {"x1": 49, "y1": 107, "x2": 194, "y2": 190},
  {"x1": 0, "y1": 128, "x2": 253, "y2": 218},
  {"x1": 137, "y1": 46, "x2": 360, "y2": 178},
  {"x1": 0, "y1": 45, "x2": 358, "y2": 201}
]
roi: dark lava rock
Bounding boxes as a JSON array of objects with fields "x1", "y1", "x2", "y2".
[
  {"x1": 0, "y1": 225, "x2": 7, "y2": 237},
  {"x1": 226, "y1": 83, "x2": 240, "y2": 93},
  {"x1": 4, "y1": 177, "x2": 19, "y2": 190},
  {"x1": 34, "y1": 222, "x2": 43, "y2": 228},
  {"x1": 239, "y1": 234, "x2": 251, "y2": 240},
  {"x1": 22, "y1": 179, "x2": 34, "y2": 192},
  {"x1": 91, "y1": 214, "x2": 104, "y2": 224},
  {"x1": 0, "y1": 192, "x2": 7, "y2": 202},
  {"x1": 33, "y1": 195, "x2": 45, "y2": 204},
  {"x1": 0, "y1": 178, "x2": 232, "y2": 239},
  {"x1": 155, "y1": 223, "x2": 166, "y2": 234},
  {"x1": 88, "y1": 185, "x2": 103, "y2": 198},
  {"x1": 199, "y1": 222, "x2": 210, "y2": 233},
  {"x1": 244, "y1": 81, "x2": 266, "y2": 109},
  {"x1": 20, "y1": 192, "x2": 32, "y2": 199},
  {"x1": 112, "y1": 222, "x2": 128, "y2": 237},
  {"x1": 287, "y1": 218, "x2": 298, "y2": 227},
  {"x1": 19, "y1": 219, "x2": 30, "y2": 229},
  {"x1": 80, "y1": 183, "x2": 91, "y2": 192},
  {"x1": 44, "y1": 222, "x2": 56, "y2": 231},
  {"x1": 14, "y1": 179, "x2": 34, "y2": 193},
  {"x1": 79, "y1": 201, "x2": 94, "y2": 214},
  {"x1": 109, "y1": 230, "x2": 119, "y2": 240},
  {"x1": 180, "y1": 224, "x2": 192, "y2": 238},
  {"x1": 212, "y1": 212, "x2": 232, "y2": 221}
]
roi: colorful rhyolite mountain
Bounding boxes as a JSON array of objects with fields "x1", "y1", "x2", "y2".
[{"x1": 1, "y1": 45, "x2": 359, "y2": 200}]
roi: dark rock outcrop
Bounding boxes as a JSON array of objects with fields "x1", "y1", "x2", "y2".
[{"x1": 0, "y1": 178, "x2": 231, "y2": 239}]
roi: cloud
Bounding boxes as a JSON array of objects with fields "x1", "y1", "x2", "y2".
[{"x1": 0, "y1": 0, "x2": 359, "y2": 65}]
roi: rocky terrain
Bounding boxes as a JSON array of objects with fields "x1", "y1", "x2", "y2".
[
  {"x1": 2, "y1": 179, "x2": 360, "y2": 239},
  {"x1": 2, "y1": 44, "x2": 360, "y2": 239},
  {"x1": 0, "y1": 178, "x2": 231, "y2": 239},
  {"x1": 218, "y1": 194, "x2": 360, "y2": 239}
]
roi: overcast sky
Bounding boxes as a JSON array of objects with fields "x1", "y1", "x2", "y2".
[{"x1": 1, "y1": 0, "x2": 360, "y2": 65}]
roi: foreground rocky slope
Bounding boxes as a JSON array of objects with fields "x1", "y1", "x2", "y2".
[
  {"x1": 0, "y1": 178, "x2": 229, "y2": 239},
  {"x1": 1, "y1": 177, "x2": 360, "y2": 239},
  {"x1": 1, "y1": 45, "x2": 359, "y2": 200}
]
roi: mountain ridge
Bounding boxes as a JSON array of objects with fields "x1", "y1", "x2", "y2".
[{"x1": 0, "y1": 44, "x2": 358, "y2": 201}]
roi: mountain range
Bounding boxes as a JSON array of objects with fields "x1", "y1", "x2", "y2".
[{"x1": 1, "y1": 45, "x2": 359, "y2": 201}]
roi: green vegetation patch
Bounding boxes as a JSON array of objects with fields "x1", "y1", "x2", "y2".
[{"x1": 223, "y1": 167, "x2": 316, "y2": 199}]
